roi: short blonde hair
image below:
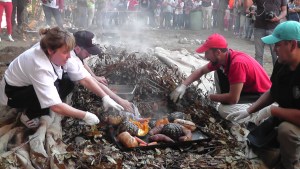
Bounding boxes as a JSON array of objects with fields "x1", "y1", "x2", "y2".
[{"x1": 39, "y1": 27, "x2": 75, "y2": 56}]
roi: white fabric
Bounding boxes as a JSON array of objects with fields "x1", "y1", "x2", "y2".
[
  {"x1": 220, "y1": 104, "x2": 274, "y2": 125},
  {"x1": 102, "y1": 95, "x2": 124, "y2": 111},
  {"x1": 250, "y1": 106, "x2": 272, "y2": 125},
  {"x1": 226, "y1": 109, "x2": 249, "y2": 122},
  {"x1": 170, "y1": 84, "x2": 187, "y2": 102},
  {"x1": 0, "y1": 0, "x2": 12, "y2": 2},
  {"x1": 218, "y1": 103, "x2": 251, "y2": 120},
  {"x1": 0, "y1": 43, "x2": 90, "y2": 108},
  {"x1": 83, "y1": 111, "x2": 100, "y2": 125},
  {"x1": 154, "y1": 47, "x2": 214, "y2": 96},
  {"x1": 43, "y1": 0, "x2": 59, "y2": 9}
]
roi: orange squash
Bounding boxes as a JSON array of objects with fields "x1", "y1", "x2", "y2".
[
  {"x1": 155, "y1": 117, "x2": 169, "y2": 127},
  {"x1": 129, "y1": 119, "x2": 150, "y2": 137}
]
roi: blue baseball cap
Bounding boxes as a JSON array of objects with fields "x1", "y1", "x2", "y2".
[{"x1": 262, "y1": 21, "x2": 300, "y2": 44}]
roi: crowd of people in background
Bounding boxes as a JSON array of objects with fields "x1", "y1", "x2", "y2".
[{"x1": 0, "y1": 0, "x2": 296, "y2": 44}]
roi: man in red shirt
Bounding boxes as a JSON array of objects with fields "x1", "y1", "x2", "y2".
[{"x1": 170, "y1": 33, "x2": 271, "y2": 120}]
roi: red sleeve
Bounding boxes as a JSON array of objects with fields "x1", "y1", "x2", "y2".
[{"x1": 228, "y1": 62, "x2": 246, "y2": 84}]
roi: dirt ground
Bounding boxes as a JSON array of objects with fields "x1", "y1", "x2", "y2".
[{"x1": 0, "y1": 27, "x2": 273, "y2": 77}]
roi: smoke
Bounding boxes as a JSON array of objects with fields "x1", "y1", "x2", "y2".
[{"x1": 91, "y1": 12, "x2": 153, "y2": 53}]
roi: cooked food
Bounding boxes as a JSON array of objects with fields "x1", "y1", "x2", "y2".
[
  {"x1": 160, "y1": 123, "x2": 184, "y2": 140},
  {"x1": 149, "y1": 134, "x2": 175, "y2": 143},
  {"x1": 174, "y1": 119, "x2": 197, "y2": 131},
  {"x1": 117, "y1": 132, "x2": 138, "y2": 148},
  {"x1": 148, "y1": 124, "x2": 164, "y2": 135}
]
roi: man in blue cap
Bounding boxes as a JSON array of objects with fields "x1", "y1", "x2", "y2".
[{"x1": 227, "y1": 21, "x2": 300, "y2": 169}]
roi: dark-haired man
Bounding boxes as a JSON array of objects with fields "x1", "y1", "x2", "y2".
[
  {"x1": 170, "y1": 33, "x2": 271, "y2": 119},
  {"x1": 72, "y1": 30, "x2": 133, "y2": 113},
  {"x1": 228, "y1": 21, "x2": 300, "y2": 169},
  {"x1": 244, "y1": 0, "x2": 287, "y2": 66}
]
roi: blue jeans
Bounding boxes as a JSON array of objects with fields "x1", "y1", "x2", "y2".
[
  {"x1": 254, "y1": 28, "x2": 277, "y2": 66},
  {"x1": 42, "y1": 5, "x2": 63, "y2": 28}
]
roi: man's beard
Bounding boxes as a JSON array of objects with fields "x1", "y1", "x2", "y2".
[
  {"x1": 211, "y1": 61, "x2": 218, "y2": 66},
  {"x1": 211, "y1": 56, "x2": 219, "y2": 66}
]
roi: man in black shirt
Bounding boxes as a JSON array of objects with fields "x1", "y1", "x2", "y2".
[
  {"x1": 245, "y1": 0, "x2": 287, "y2": 66},
  {"x1": 227, "y1": 21, "x2": 300, "y2": 169}
]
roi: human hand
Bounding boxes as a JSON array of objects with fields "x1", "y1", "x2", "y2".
[
  {"x1": 120, "y1": 100, "x2": 133, "y2": 113},
  {"x1": 102, "y1": 95, "x2": 124, "y2": 111},
  {"x1": 95, "y1": 76, "x2": 108, "y2": 86},
  {"x1": 271, "y1": 16, "x2": 280, "y2": 22},
  {"x1": 226, "y1": 109, "x2": 250, "y2": 122},
  {"x1": 20, "y1": 113, "x2": 40, "y2": 129},
  {"x1": 83, "y1": 112, "x2": 100, "y2": 125},
  {"x1": 170, "y1": 84, "x2": 187, "y2": 103},
  {"x1": 253, "y1": 106, "x2": 272, "y2": 125}
]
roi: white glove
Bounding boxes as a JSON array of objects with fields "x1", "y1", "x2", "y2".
[
  {"x1": 20, "y1": 113, "x2": 40, "y2": 129},
  {"x1": 170, "y1": 84, "x2": 187, "y2": 103},
  {"x1": 253, "y1": 106, "x2": 272, "y2": 125},
  {"x1": 226, "y1": 109, "x2": 250, "y2": 122},
  {"x1": 83, "y1": 112, "x2": 100, "y2": 125},
  {"x1": 102, "y1": 95, "x2": 124, "y2": 111}
]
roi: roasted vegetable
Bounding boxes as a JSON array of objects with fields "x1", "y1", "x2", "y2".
[
  {"x1": 168, "y1": 112, "x2": 185, "y2": 122},
  {"x1": 148, "y1": 142, "x2": 158, "y2": 146},
  {"x1": 174, "y1": 119, "x2": 196, "y2": 131},
  {"x1": 179, "y1": 127, "x2": 192, "y2": 141},
  {"x1": 117, "y1": 120, "x2": 139, "y2": 136},
  {"x1": 134, "y1": 136, "x2": 147, "y2": 145},
  {"x1": 161, "y1": 123, "x2": 184, "y2": 140},
  {"x1": 148, "y1": 124, "x2": 164, "y2": 135},
  {"x1": 99, "y1": 108, "x2": 127, "y2": 126},
  {"x1": 149, "y1": 120, "x2": 156, "y2": 129},
  {"x1": 130, "y1": 119, "x2": 149, "y2": 136},
  {"x1": 117, "y1": 132, "x2": 138, "y2": 148},
  {"x1": 155, "y1": 117, "x2": 169, "y2": 127},
  {"x1": 149, "y1": 134, "x2": 175, "y2": 143}
]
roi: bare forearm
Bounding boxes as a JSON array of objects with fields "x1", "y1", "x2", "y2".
[
  {"x1": 278, "y1": 9, "x2": 287, "y2": 20},
  {"x1": 98, "y1": 81, "x2": 123, "y2": 103},
  {"x1": 50, "y1": 103, "x2": 86, "y2": 119},
  {"x1": 84, "y1": 64, "x2": 96, "y2": 77},
  {"x1": 247, "y1": 90, "x2": 274, "y2": 114},
  {"x1": 210, "y1": 93, "x2": 237, "y2": 104},
  {"x1": 295, "y1": 8, "x2": 300, "y2": 12},
  {"x1": 182, "y1": 68, "x2": 205, "y2": 86},
  {"x1": 79, "y1": 76, "x2": 107, "y2": 98},
  {"x1": 272, "y1": 107, "x2": 300, "y2": 126}
]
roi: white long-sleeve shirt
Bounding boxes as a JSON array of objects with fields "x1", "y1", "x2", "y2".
[{"x1": 0, "y1": 43, "x2": 90, "y2": 108}]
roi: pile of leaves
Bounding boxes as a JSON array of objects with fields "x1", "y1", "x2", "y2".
[{"x1": 63, "y1": 46, "x2": 253, "y2": 169}]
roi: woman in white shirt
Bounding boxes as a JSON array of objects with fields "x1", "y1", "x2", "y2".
[{"x1": 0, "y1": 27, "x2": 123, "y2": 128}]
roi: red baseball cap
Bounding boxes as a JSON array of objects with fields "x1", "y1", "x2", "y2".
[{"x1": 196, "y1": 34, "x2": 228, "y2": 53}]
